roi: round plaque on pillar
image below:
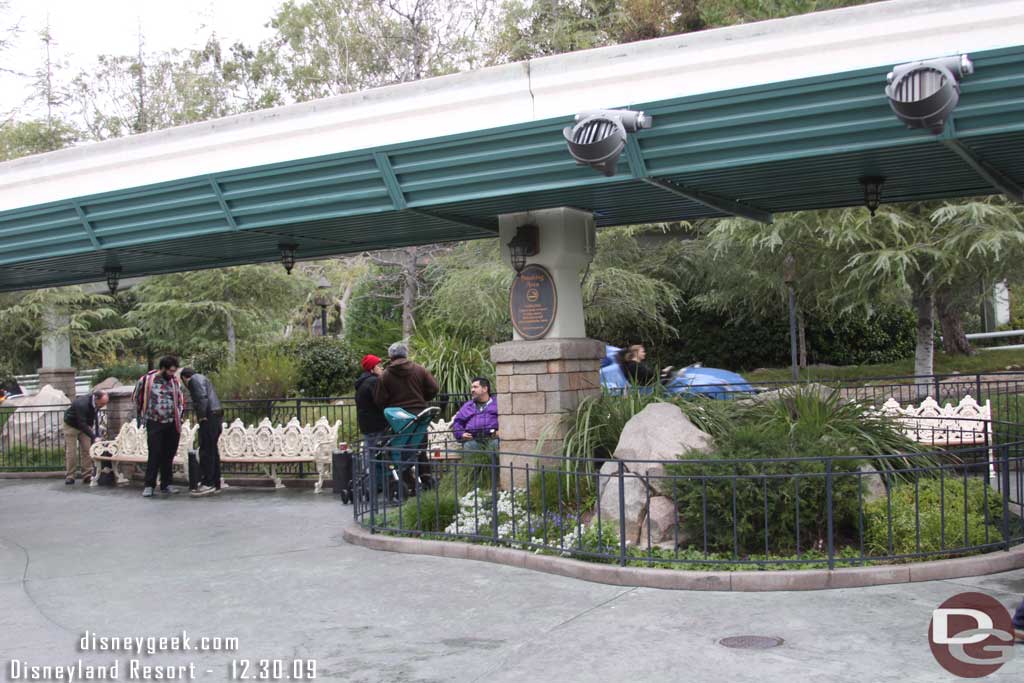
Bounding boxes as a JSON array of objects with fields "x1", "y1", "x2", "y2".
[{"x1": 510, "y1": 264, "x2": 558, "y2": 340}]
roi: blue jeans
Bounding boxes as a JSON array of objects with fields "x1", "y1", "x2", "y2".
[
  {"x1": 363, "y1": 432, "x2": 384, "y2": 491},
  {"x1": 1014, "y1": 599, "x2": 1024, "y2": 629}
]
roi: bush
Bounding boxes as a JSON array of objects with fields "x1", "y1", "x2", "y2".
[
  {"x1": 864, "y1": 477, "x2": 1004, "y2": 558},
  {"x1": 806, "y1": 306, "x2": 915, "y2": 366},
  {"x1": 182, "y1": 343, "x2": 229, "y2": 375},
  {"x1": 410, "y1": 329, "x2": 493, "y2": 400},
  {"x1": 285, "y1": 337, "x2": 362, "y2": 398},
  {"x1": 90, "y1": 363, "x2": 148, "y2": 386},
  {"x1": 211, "y1": 348, "x2": 299, "y2": 401}
]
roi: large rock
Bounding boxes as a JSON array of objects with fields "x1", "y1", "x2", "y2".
[
  {"x1": 859, "y1": 463, "x2": 889, "y2": 503},
  {"x1": 597, "y1": 460, "x2": 648, "y2": 546},
  {"x1": 92, "y1": 377, "x2": 123, "y2": 393},
  {"x1": 1, "y1": 384, "x2": 70, "y2": 450},
  {"x1": 612, "y1": 402, "x2": 713, "y2": 494},
  {"x1": 638, "y1": 496, "x2": 686, "y2": 548}
]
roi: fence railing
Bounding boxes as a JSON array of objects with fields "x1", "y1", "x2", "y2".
[{"x1": 353, "y1": 416, "x2": 1024, "y2": 569}]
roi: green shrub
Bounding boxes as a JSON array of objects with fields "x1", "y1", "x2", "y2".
[
  {"x1": 410, "y1": 329, "x2": 494, "y2": 400},
  {"x1": 864, "y1": 477, "x2": 1004, "y2": 558},
  {"x1": 90, "y1": 363, "x2": 148, "y2": 386},
  {"x1": 0, "y1": 445, "x2": 64, "y2": 470},
  {"x1": 285, "y1": 337, "x2": 361, "y2": 398},
  {"x1": 806, "y1": 306, "x2": 915, "y2": 366},
  {"x1": 182, "y1": 343, "x2": 229, "y2": 375},
  {"x1": 211, "y1": 348, "x2": 299, "y2": 401}
]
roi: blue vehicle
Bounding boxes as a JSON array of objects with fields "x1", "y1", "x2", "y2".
[{"x1": 600, "y1": 344, "x2": 754, "y2": 399}]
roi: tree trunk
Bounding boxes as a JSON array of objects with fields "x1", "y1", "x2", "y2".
[
  {"x1": 226, "y1": 314, "x2": 237, "y2": 365},
  {"x1": 936, "y1": 288, "x2": 973, "y2": 356},
  {"x1": 797, "y1": 309, "x2": 808, "y2": 368},
  {"x1": 912, "y1": 288, "x2": 935, "y2": 380},
  {"x1": 401, "y1": 247, "x2": 418, "y2": 340},
  {"x1": 336, "y1": 280, "x2": 354, "y2": 340}
]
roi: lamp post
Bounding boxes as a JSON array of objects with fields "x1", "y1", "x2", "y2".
[
  {"x1": 314, "y1": 275, "x2": 331, "y2": 337},
  {"x1": 783, "y1": 254, "x2": 799, "y2": 382}
]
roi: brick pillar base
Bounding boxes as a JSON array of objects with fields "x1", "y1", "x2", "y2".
[
  {"x1": 37, "y1": 367, "x2": 77, "y2": 400},
  {"x1": 490, "y1": 338, "x2": 604, "y2": 489}
]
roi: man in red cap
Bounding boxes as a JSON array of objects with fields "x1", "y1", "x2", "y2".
[{"x1": 355, "y1": 354, "x2": 387, "y2": 463}]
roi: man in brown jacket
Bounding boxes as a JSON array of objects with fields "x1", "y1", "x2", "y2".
[{"x1": 374, "y1": 341, "x2": 439, "y2": 413}]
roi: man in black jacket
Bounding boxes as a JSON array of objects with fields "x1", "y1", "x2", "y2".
[
  {"x1": 63, "y1": 390, "x2": 109, "y2": 485},
  {"x1": 355, "y1": 354, "x2": 387, "y2": 453},
  {"x1": 180, "y1": 368, "x2": 223, "y2": 496}
]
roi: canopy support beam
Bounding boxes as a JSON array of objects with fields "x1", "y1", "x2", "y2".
[
  {"x1": 641, "y1": 178, "x2": 774, "y2": 224},
  {"x1": 208, "y1": 177, "x2": 239, "y2": 230},
  {"x1": 70, "y1": 200, "x2": 101, "y2": 250},
  {"x1": 374, "y1": 152, "x2": 408, "y2": 210},
  {"x1": 943, "y1": 139, "x2": 1024, "y2": 202}
]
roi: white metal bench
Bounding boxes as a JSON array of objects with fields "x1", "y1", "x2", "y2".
[
  {"x1": 218, "y1": 416, "x2": 341, "y2": 492},
  {"x1": 90, "y1": 416, "x2": 341, "y2": 492},
  {"x1": 90, "y1": 421, "x2": 200, "y2": 487},
  {"x1": 871, "y1": 395, "x2": 995, "y2": 475}
]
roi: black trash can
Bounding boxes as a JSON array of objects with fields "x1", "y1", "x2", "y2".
[{"x1": 332, "y1": 446, "x2": 353, "y2": 503}]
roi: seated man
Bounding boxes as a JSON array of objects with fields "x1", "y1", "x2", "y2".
[{"x1": 451, "y1": 377, "x2": 499, "y2": 453}]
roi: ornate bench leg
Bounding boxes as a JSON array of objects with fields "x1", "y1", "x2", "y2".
[
  {"x1": 115, "y1": 462, "x2": 129, "y2": 486},
  {"x1": 314, "y1": 462, "x2": 325, "y2": 495},
  {"x1": 90, "y1": 465, "x2": 100, "y2": 487},
  {"x1": 271, "y1": 464, "x2": 285, "y2": 489}
]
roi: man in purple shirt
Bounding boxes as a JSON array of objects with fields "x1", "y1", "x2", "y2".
[{"x1": 451, "y1": 377, "x2": 499, "y2": 453}]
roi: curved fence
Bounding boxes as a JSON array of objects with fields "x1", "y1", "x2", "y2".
[{"x1": 353, "y1": 416, "x2": 1024, "y2": 568}]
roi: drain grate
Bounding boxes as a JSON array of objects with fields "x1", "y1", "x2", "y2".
[{"x1": 718, "y1": 635, "x2": 785, "y2": 650}]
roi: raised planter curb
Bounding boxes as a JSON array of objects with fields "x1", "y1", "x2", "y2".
[{"x1": 342, "y1": 524, "x2": 1024, "y2": 591}]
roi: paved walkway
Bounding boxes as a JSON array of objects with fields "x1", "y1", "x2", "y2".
[{"x1": 2, "y1": 479, "x2": 1023, "y2": 682}]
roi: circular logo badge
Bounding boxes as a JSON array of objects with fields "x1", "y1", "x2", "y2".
[{"x1": 928, "y1": 592, "x2": 1015, "y2": 678}]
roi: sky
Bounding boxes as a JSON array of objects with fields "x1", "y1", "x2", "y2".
[{"x1": 1, "y1": 0, "x2": 284, "y2": 115}]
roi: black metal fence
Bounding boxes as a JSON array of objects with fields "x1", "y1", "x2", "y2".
[
  {"x1": 0, "y1": 394, "x2": 470, "y2": 473},
  {"x1": 353, "y1": 415, "x2": 1024, "y2": 568}
]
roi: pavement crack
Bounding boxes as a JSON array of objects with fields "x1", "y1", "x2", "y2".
[
  {"x1": 470, "y1": 587, "x2": 636, "y2": 682},
  {"x1": 0, "y1": 534, "x2": 77, "y2": 634}
]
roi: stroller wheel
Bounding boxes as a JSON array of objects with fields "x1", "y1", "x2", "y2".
[{"x1": 340, "y1": 490, "x2": 351, "y2": 505}]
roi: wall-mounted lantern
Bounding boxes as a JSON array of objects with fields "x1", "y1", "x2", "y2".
[
  {"x1": 859, "y1": 176, "x2": 886, "y2": 216},
  {"x1": 507, "y1": 224, "x2": 540, "y2": 273},
  {"x1": 278, "y1": 242, "x2": 298, "y2": 275}
]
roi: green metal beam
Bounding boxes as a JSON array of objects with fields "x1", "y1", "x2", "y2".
[
  {"x1": 374, "y1": 152, "x2": 407, "y2": 210},
  {"x1": 625, "y1": 136, "x2": 649, "y2": 178},
  {"x1": 409, "y1": 208, "x2": 498, "y2": 233},
  {"x1": 942, "y1": 139, "x2": 1024, "y2": 202},
  {"x1": 70, "y1": 200, "x2": 101, "y2": 250},
  {"x1": 208, "y1": 177, "x2": 239, "y2": 230},
  {"x1": 641, "y1": 177, "x2": 774, "y2": 224}
]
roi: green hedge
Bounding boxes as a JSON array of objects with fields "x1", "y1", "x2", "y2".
[{"x1": 284, "y1": 337, "x2": 362, "y2": 398}]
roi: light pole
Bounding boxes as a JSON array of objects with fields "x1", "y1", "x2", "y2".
[
  {"x1": 314, "y1": 275, "x2": 332, "y2": 337},
  {"x1": 783, "y1": 254, "x2": 799, "y2": 382}
]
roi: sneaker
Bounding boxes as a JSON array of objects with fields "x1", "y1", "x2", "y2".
[
  {"x1": 142, "y1": 487, "x2": 154, "y2": 498},
  {"x1": 159, "y1": 486, "x2": 180, "y2": 495},
  {"x1": 65, "y1": 478, "x2": 74, "y2": 485},
  {"x1": 190, "y1": 485, "x2": 216, "y2": 497}
]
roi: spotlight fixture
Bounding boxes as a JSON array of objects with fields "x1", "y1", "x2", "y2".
[
  {"x1": 278, "y1": 242, "x2": 298, "y2": 275},
  {"x1": 563, "y1": 109, "x2": 652, "y2": 177},
  {"x1": 507, "y1": 224, "x2": 540, "y2": 274},
  {"x1": 104, "y1": 265, "x2": 122, "y2": 296},
  {"x1": 859, "y1": 176, "x2": 885, "y2": 216},
  {"x1": 885, "y1": 55, "x2": 973, "y2": 134}
]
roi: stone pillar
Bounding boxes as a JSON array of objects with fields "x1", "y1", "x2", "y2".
[
  {"x1": 491, "y1": 208, "x2": 603, "y2": 489},
  {"x1": 38, "y1": 311, "x2": 76, "y2": 399}
]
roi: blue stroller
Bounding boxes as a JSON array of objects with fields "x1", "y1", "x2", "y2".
[{"x1": 369, "y1": 406, "x2": 440, "y2": 500}]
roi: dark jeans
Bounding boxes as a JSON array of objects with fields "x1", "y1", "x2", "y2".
[
  {"x1": 1014, "y1": 598, "x2": 1024, "y2": 629},
  {"x1": 198, "y1": 416, "x2": 223, "y2": 488},
  {"x1": 145, "y1": 420, "x2": 181, "y2": 489}
]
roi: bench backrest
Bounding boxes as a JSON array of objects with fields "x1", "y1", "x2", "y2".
[
  {"x1": 872, "y1": 395, "x2": 992, "y2": 445},
  {"x1": 218, "y1": 416, "x2": 341, "y2": 459},
  {"x1": 427, "y1": 418, "x2": 452, "y2": 453}
]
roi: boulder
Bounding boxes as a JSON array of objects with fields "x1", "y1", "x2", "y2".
[
  {"x1": 612, "y1": 402, "x2": 713, "y2": 494},
  {"x1": 638, "y1": 496, "x2": 685, "y2": 548},
  {"x1": 597, "y1": 461, "x2": 649, "y2": 545},
  {"x1": 92, "y1": 377, "x2": 123, "y2": 392},
  {"x1": 1, "y1": 384, "x2": 70, "y2": 450},
  {"x1": 859, "y1": 463, "x2": 889, "y2": 503}
]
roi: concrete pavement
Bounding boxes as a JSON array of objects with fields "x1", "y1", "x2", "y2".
[{"x1": 2, "y1": 479, "x2": 1023, "y2": 682}]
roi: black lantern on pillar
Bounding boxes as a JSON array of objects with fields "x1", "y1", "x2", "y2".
[
  {"x1": 859, "y1": 176, "x2": 885, "y2": 216},
  {"x1": 507, "y1": 224, "x2": 540, "y2": 274},
  {"x1": 104, "y1": 265, "x2": 122, "y2": 297},
  {"x1": 278, "y1": 242, "x2": 298, "y2": 274}
]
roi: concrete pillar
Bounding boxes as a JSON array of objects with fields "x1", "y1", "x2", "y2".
[
  {"x1": 491, "y1": 208, "x2": 603, "y2": 488},
  {"x1": 38, "y1": 311, "x2": 76, "y2": 399}
]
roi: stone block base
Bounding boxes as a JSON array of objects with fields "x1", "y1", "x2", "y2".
[
  {"x1": 37, "y1": 367, "x2": 77, "y2": 400},
  {"x1": 490, "y1": 338, "x2": 604, "y2": 489}
]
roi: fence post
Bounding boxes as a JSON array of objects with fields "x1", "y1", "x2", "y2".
[
  {"x1": 295, "y1": 398, "x2": 303, "y2": 422},
  {"x1": 618, "y1": 460, "x2": 628, "y2": 567},
  {"x1": 1002, "y1": 444, "x2": 1012, "y2": 551},
  {"x1": 490, "y1": 450, "x2": 500, "y2": 543},
  {"x1": 368, "y1": 447, "x2": 377, "y2": 534},
  {"x1": 975, "y1": 374, "x2": 982, "y2": 402},
  {"x1": 826, "y1": 459, "x2": 835, "y2": 570},
  {"x1": 265, "y1": 400, "x2": 273, "y2": 420}
]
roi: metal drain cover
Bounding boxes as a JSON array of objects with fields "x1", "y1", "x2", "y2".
[{"x1": 718, "y1": 635, "x2": 784, "y2": 650}]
